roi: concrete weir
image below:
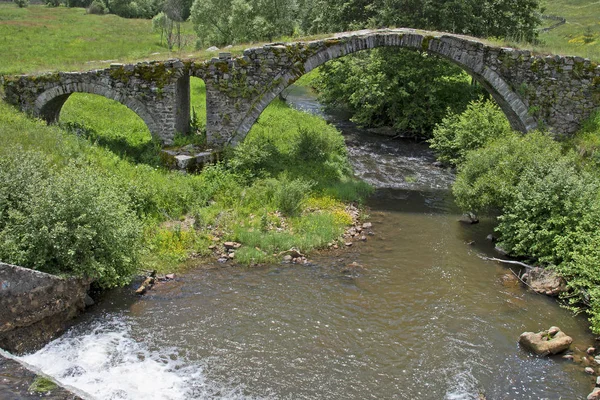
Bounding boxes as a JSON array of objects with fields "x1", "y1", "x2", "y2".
[{"x1": 0, "y1": 262, "x2": 91, "y2": 355}]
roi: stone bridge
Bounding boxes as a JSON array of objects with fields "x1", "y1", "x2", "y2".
[{"x1": 3, "y1": 28, "x2": 600, "y2": 148}]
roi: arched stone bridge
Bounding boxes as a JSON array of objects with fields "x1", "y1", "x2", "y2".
[{"x1": 3, "y1": 28, "x2": 600, "y2": 148}]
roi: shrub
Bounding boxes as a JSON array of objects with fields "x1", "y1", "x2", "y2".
[
  {"x1": 45, "y1": 0, "x2": 62, "y2": 7},
  {"x1": 14, "y1": 0, "x2": 29, "y2": 7},
  {"x1": 87, "y1": 0, "x2": 107, "y2": 14},
  {"x1": 0, "y1": 150, "x2": 142, "y2": 288},
  {"x1": 495, "y1": 158, "x2": 597, "y2": 265},
  {"x1": 291, "y1": 127, "x2": 331, "y2": 162},
  {"x1": 273, "y1": 176, "x2": 313, "y2": 216},
  {"x1": 452, "y1": 131, "x2": 564, "y2": 213},
  {"x1": 429, "y1": 98, "x2": 513, "y2": 166},
  {"x1": 66, "y1": 0, "x2": 93, "y2": 7}
]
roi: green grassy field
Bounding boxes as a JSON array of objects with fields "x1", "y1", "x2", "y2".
[
  {"x1": 1, "y1": 2, "x2": 596, "y2": 78},
  {"x1": 536, "y1": 0, "x2": 600, "y2": 60},
  {"x1": 0, "y1": 3, "x2": 330, "y2": 75}
]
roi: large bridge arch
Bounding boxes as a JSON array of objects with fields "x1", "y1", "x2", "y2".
[
  {"x1": 227, "y1": 32, "x2": 538, "y2": 146},
  {"x1": 33, "y1": 82, "x2": 161, "y2": 139}
]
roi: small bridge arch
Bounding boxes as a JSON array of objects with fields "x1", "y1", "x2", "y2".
[
  {"x1": 225, "y1": 31, "x2": 538, "y2": 146},
  {"x1": 33, "y1": 82, "x2": 160, "y2": 138}
]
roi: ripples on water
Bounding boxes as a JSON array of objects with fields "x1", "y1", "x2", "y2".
[{"x1": 20, "y1": 85, "x2": 596, "y2": 399}]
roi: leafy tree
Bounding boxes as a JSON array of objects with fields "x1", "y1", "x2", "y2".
[
  {"x1": 191, "y1": 0, "x2": 296, "y2": 47},
  {"x1": 317, "y1": 48, "x2": 483, "y2": 137},
  {"x1": 452, "y1": 131, "x2": 564, "y2": 214},
  {"x1": 429, "y1": 98, "x2": 513, "y2": 166}
]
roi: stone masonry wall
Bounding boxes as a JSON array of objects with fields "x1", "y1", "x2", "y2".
[
  {"x1": 2, "y1": 60, "x2": 190, "y2": 145},
  {"x1": 192, "y1": 29, "x2": 600, "y2": 147},
  {"x1": 0, "y1": 263, "x2": 91, "y2": 355}
]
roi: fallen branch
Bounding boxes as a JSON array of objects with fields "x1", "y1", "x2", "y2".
[
  {"x1": 478, "y1": 255, "x2": 535, "y2": 270},
  {"x1": 509, "y1": 268, "x2": 535, "y2": 290}
]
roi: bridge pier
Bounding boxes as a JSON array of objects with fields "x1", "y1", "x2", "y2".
[{"x1": 175, "y1": 74, "x2": 191, "y2": 136}]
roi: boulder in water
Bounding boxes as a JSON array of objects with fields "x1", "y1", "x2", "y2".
[
  {"x1": 522, "y1": 267, "x2": 566, "y2": 296},
  {"x1": 458, "y1": 212, "x2": 479, "y2": 224},
  {"x1": 588, "y1": 388, "x2": 600, "y2": 400},
  {"x1": 519, "y1": 326, "x2": 573, "y2": 356}
]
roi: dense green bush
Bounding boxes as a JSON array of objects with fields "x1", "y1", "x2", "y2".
[
  {"x1": 316, "y1": 49, "x2": 483, "y2": 137},
  {"x1": 13, "y1": 0, "x2": 29, "y2": 7},
  {"x1": 452, "y1": 131, "x2": 564, "y2": 213},
  {"x1": 429, "y1": 98, "x2": 513, "y2": 165},
  {"x1": 273, "y1": 175, "x2": 313, "y2": 216},
  {"x1": 448, "y1": 110, "x2": 600, "y2": 332},
  {"x1": 495, "y1": 158, "x2": 596, "y2": 264},
  {"x1": 0, "y1": 149, "x2": 142, "y2": 288},
  {"x1": 87, "y1": 0, "x2": 107, "y2": 14}
]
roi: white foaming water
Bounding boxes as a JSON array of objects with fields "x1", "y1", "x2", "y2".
[
  {"x1": 444, "y1": 368, "x2": 481, "y2": 400},
  {"x1": 20, "y1": 317, "x2": 253, "y2": 400}
]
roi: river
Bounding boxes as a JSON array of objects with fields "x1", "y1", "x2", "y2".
[{"x1": 20, "y1": 86, "x2": 597, "y2": 399}]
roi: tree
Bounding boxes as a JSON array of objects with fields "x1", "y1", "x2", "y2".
[{"x1": 191, "y1": 0, "x2": 296, "y2": 47}]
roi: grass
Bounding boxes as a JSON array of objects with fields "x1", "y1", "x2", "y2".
[
  {"x1": 537, "y1": 0, "x2": 600, "y2": 60},
  {"x1": 488, "y1": 0, "x2": 600, "y2": 60},
  {"x1": 58, "y1": 77, "x2": 208, "y2": 164},
  {"x1": 0, "y1": 3, "x2": 331, "y2": 75},
  {"x1": 0, "y1": 86, "x2": 369, "y2": 274}
]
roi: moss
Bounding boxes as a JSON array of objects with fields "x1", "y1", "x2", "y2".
[
  {"x1": 109, "y1": 66, "x2": 131, "y2": 84},
  {"x1": 324, "y1": 39, "x2": 341, "y2": 47},
  {"x1": 31, "y1": 72, "x2": 60, "y2": 84},
  {"x1": 216, "y1": 62, "x2": 229, "y2": 73},
  {"x1": 135, "y1": 63, "x2": 172, "y2": 89},
  {"x1": 28, "y1": 376, "x2": 57, "y2": 393},
  {"x1": 530, "y1": 58, "x2": 543, "y2": 73},
  {"x1": 422, "y1": 35, "x2": 434, "y2": 51},
  {"x1": 236, "y1": 57, "x2": 250, "y2": 67}
]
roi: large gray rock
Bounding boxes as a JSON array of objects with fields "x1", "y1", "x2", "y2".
[
  {"x1": 522, "y1": 267, "x2": 566, "y2": 296},
  {"x1": 519, "y1": 326, "x2": 573, "y2": 356}
]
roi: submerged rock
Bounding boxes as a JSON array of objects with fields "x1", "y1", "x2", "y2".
[
  {"x1": 519, "y1": 326, "x2": 573, "y2": 356},
  {"x1": 522, "y1": 267, "x2": 566, "y2": 296},
  {"x1": 458, "y1": 212, "x2": 479, "y2": 224},
  {"x1": 588, "y1": 388, "x2": 600, "y2": 400}
]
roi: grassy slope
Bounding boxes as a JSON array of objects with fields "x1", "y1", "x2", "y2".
[
  {"x1": 0, "y1": 3, "x2": 330, "y2": 75},
  {"x1": 536, "y1": 0, "x2": 600, "y2": 60}
]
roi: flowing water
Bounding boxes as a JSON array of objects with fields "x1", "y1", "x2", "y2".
[{"x1": 20, "y1": 86, "x2": 597, "y2": 399}]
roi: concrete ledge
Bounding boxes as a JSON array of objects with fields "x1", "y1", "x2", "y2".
[
  {"x1": 0, "y1": 263, "x2": 91, "y2": 355},
  {"x1": 0, "y1": 349, "x2": 89, "y2": 399}
]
